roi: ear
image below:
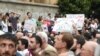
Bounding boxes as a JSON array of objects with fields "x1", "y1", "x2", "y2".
[
  {"x1": 77, "y1": 44, "x2": 81, "y2": 48},
  {"x1": 36, "y1": 43, "x2": 40, "y2": 48},
  {"x1": 62, "y1": 42, "x2": 67, "y2": 48},
  {"x1": 22, "y1": 45, "x2": 25, "y2": 49}
]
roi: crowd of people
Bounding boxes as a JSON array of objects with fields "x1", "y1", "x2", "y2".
[{"x1": 0, "y1": 12, "x2": 100, "y2": 56}]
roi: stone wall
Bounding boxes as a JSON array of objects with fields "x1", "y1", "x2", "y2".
[
  {"x1": 0, "y1": 0, "x2": 57, "y2": 5},
  {"x1": 0, "y1": 1, "x2": 58, "y2": 21}
]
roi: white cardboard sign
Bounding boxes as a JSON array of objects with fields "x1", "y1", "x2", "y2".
[
  {"x1": 53, "y1": 18, "x2": 73, "y2": 33},
  {"x1": 66, "y1": 14, "x2": 85, "y2": 30}
]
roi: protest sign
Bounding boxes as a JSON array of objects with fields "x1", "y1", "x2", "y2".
[
  {"x1": 66, "y1": 14, "x2": 85, "y2": 30},
  {"x1": 52, "y1": 18, "x2": 73, "y2": 33}
]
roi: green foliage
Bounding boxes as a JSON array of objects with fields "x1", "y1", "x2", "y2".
[{"x1": 57, "y1": 0, "x2": 100, "y2": 17}]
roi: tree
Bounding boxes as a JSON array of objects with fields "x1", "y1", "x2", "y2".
[
  {"x1": 57, "y1": 0, "x2": 92, "y2": 16},
  {"x1": 90, "y1": 0, "x2": 100, "y2": 18}
]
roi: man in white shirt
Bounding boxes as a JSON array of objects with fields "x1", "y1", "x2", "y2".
[
  {"x1": 17, "y1": 39, "x2": 29, "y2": 56},
  {"x1": 23, "y1": 12, "x2": 37, "y2": 33}
]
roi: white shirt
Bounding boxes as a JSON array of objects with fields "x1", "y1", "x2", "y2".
[
  {"x1": 1, "y1": 21, "x2": 8, "y2": 32},
  {"x1": 90, "y1": 23, "x2": 97, "y2": 29},
  {"x1": 23, "y1": 18, "x2": 37, "y2": 33},
  {"x1": 17, "y1": 22, "x2": 22, "y2": 31},
  {"x1": 41, "y1": 24, "x2": 48, "y2": 33},
  {"x1": 17, "y1": 49, "x2": 29, "y2": 56}
]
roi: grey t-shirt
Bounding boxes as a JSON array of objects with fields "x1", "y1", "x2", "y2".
[{"x1": 95, "y1": 45, "x2": 100, "y2": 56}]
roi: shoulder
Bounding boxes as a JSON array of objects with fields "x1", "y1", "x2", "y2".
[
  {"x1": 16, "y1": 52, "x2": 22, "y2": 56},
  {"x1": 45, "y1": 45, "x2": 57, "y2": 53}
]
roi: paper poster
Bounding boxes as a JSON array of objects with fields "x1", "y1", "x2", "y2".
[
  {"x1": 66, "y1": 14, "x2": 85, "y2": 30},
  {"x1": 52, "y1": 18, "x2": 73, "y2": 33}
]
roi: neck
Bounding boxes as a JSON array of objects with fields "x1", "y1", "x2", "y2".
[
  {"x1": 57, "y1": 48, "x2": 68, "y2": 54},
  {"x1": 21, "y1": 48, "x2": 25, "y2": 51},
  {"x1": 29, "y1": 17, "x2": 32, "y2": 19},
  {"x1": 42, "y1": 43, "x2": 48, "y2": 49}
]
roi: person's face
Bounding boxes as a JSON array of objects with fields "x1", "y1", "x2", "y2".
[
  {"x1": 92, "y1": 20, "x2": 95, "y2": 24},
  {"x1": 29, "y1": 38, "x2": 37, "y2": 50},
  {"x1": 0, "y1": 39, "x2": 16, "y2": 56},
  {"x1": 9, "y1": 12, "x2": 14, "y2": 17},
  {"x1": 54, "y1": 34, "x2": 66, "y2": 49},
  {"x1": 17, "y1": 40, "x2": 24, "y2": 51},
  {"x1": 27, "y1": 13, "x2": 32, "y2": 19}
]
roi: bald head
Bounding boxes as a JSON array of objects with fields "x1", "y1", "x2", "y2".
[{"x1": 80, "y1": 41, "x2": 98, "y2": 56}]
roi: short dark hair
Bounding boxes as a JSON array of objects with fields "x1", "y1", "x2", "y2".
[
  {"x1": 75, "y1": 35, "x2": 86, "y2": 48},
  {"x1": 27, "y1": 12, "x2": 30, "y2": 15},
  {"x1": 5, "y1": 12, "x2": 9, "y2": 17},
  {"x1": 0, "y1": 33, "x2": 18, "y2": 46},
  {"x1": 84, "y1": 32, "x2": 92, "y2": 41},
  {"x1": 38, "y1": 16, "x2": 42, "y2": 21},
  {"x1": 19, "y1": 39, "x2": 28, "y2": 49},
  {"x1": 31, "y1": 33, "x2": 42, "y2": 47},
  {"x1": 61, "y1": 32, "x2": 74, "y2": 49}
]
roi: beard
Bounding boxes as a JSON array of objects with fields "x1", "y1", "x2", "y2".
[
  {"x1": 17, "y1": 48, "x2": 21, "y2": 51},
  {"x1": 1, "y1": 52, "x2": 11, "y2": 56},
  {"x1": 28, "y1": 45, "x2": 37, "y2": 51}
]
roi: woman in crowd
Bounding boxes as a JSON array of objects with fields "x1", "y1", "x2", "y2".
[{"x1": 1, "y1": 13, "x2": 9, "y2": 32}]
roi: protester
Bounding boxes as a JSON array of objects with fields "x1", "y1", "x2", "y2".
[
  {"x1": 28, "y1": 33, "x2": 42, "y2": 56},
  {"x1": 36, "y1": 31, "x2": 57, "y2": 56},
  {"x1": 80, "y1": 41, "x2": 98, "y2": 56},
  {"x1": 23, "y1": 12, "x2": 37, "y2": 33},
  {"x1": 41, "y1": 20, "x2": 49, "y2": 33},
  {"x1": 9, "y1": 12, "x2": 19, "y2": 33},
  {"x1": 74, "y1": 35, "x2": 86, "y2": 56},
  {"x1": 1, "y1": 13, "x2": 9, "y2": 32},
  {"x1": 90, "y1": 20, "x2": 98, "y2": 32},
  {"x1": 17, "y1": 39, "x2": 29, "y2": 56},
  {"x1": 36, "y1": 16, "x2": 43, "y2": 32},
  {"x1": 54, "y1": 32, "x2": 75, "y2": 56},
  {"x1": 17, "y1": 19, "x2": 22, "y2": 31},
  {"x1": 0, "y1": 33, "x2": 18, "y2": 56},
  {"x1": 0, "y1": 11, "x2": 100, "y2": 56}
]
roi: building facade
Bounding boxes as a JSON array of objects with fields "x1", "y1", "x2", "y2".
[
  {"x1": 0, "y1": 0, "x2": 58, "y2": 21},
  {"x1": 1, "y1": 0, "x2": 57, "y2": 5}
]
